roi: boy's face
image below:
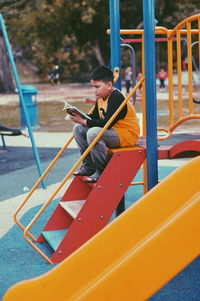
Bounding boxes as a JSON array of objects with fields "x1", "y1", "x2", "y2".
[{"x1": 90, "y1": 80, "x2": 113, "y2": 99}]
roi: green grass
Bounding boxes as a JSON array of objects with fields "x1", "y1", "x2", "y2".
[
  {"x1": 0, "y1": 101, "x2": 94, "y2": 132},
  {"x1": 134, "y1": 96, "x2": 200, "y2": 132},
  {"x1": 1, "y1": 97, "x2": 199, "y2": 133}
]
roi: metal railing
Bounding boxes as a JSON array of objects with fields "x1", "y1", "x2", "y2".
[
  {"x1": 114, "y1": 15, "x2": 200, "y2": 139},
  {"x1": 13, "y1": 66, "x2": 144, "y2": 263},
  {"x1": 13, "y1": 14, "x2": 200, "y2": 263}
]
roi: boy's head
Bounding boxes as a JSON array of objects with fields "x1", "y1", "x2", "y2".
[
  {"x1": 90, "y1": 65, "x2": 114, "y2": 84},
  {"x1": 90, "y1": 66, "x2": 114, "y2": 99}
]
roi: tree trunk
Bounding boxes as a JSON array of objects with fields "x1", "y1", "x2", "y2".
[
  {"x1": 93, "y1": 43, "x2": 105, "y2": 65},
  {"x1": 0, "y1": 36, "x2": 15, "y2": 93}
]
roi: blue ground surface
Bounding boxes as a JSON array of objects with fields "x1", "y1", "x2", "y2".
[
  {"x1": 0, "y1": 146, "x2": 79, "y2": 201},
  {"x1": 0, "y1": 147, "x2": 199, "y2": 300}
]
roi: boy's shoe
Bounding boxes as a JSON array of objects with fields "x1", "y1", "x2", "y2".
[
  {"x1": 73, "y1": 166, "x2": 95, "y2": 177},
  {"x1": 82, "y1": 171, "x2": 101, "y2": 183}
]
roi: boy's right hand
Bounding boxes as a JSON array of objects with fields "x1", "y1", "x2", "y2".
[{"x1": 69, "y1": 113, "x2": 87, "y2": 126}]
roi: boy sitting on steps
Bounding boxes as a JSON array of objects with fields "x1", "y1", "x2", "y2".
[{"x1": 70, "y1": 65, "x2": 140, "y2": 183}]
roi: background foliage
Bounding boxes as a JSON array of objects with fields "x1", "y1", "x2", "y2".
[{"x1": 0, "y1": 0, "x2": 200, "y2": 86}]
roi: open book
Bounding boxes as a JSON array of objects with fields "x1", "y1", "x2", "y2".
[{"x1": 63, "y1": 101, "x2": 92, "y2": 120}]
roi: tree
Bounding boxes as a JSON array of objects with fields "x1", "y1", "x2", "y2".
[
  {"x1": 1, "y1": 0, "x2": 200, "y2": 83},
  {"x1": 0, "y1": 35, "x2": 15, "y2": 92},
  {"x1": 0, "y1": 0, "x2": 29, "y2": 92}
]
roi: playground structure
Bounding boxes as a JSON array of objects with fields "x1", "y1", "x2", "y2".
[
  {"x1": 9, "y1": 12, "x2": 200, "y2": 265},
  {"x1": 7, "y1": 11, "x2": 200, "y2": 263},
  {"x1": 117, "y1": 16, "x2": 200, "y2": 137},
  {"x1": 3, "y1": 4, "x2": 200, "y2": 301}
]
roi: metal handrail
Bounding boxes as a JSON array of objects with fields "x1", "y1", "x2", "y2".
[
  {"x1": 158, "y1": 114, "x2": 200, "y2": 141},
  {"x1": 13, "y1": 67, "x2": 121, "y2": 237},
  {"x1": 23, "y1": 78, "x2": 144, "y2": 263},
  {"x1": 15, "y1": 14, "x2": 200, "y2": 263},
  {"x1": 120, "y1": 16, "x2": 200, "y2": 134}
]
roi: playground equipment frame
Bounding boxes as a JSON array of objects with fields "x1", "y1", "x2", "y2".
[
  {"x1": 109, "y1": 0, "x2": 158, "y2": 190},
  {"x1": 11, "y1": 6, "x2": 200, "y2": 264}
]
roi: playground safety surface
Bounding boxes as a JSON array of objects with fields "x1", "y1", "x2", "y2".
[{"x1": 0, "y1": 132, "x2": 199, "y2": 300}]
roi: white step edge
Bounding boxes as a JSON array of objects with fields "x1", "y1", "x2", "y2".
[{"x1": 59, "y1": 200, "x2": 86, "y2": 219}]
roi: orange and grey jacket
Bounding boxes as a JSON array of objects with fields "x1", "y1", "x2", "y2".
[{"x1": 87, "y1": 89, "x2": 140, "y2": 147}]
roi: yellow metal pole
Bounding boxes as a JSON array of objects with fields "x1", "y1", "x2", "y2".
[
  {"x1": 13, "y1": 135, "x2": 74, "y2": 239},
  {"x1": 141, "y1": 33, "x2": 148, "y2": 194},
  {"x1": 198, "y1": 18, "x2": 200, "y2": 71},
  {"x1": 176, "y1": 29, "x2": 183, "y2": 118},
  {"x1": 187, "y1": 21, "x2": 194, "y2": 114},
  {"x1": 198, "y1": 18, "x2": 200, "y2": 72},
  {"x1": 167, "y1": 36, "x2": 174, "y2": 126},
  {"x1": 107, "y1": 28, "x2": 200, "y2": 35}
]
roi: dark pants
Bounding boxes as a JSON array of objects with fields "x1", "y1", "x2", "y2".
[
  {"x1": 125, "y1": 80, "x2": 131, "y2": 93},
  {"x1": 160, "y1": 79, "x2": 165, "y2": 88}
]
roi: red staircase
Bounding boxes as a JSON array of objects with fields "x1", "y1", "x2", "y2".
[{"x1": 36, "y1": 146, "x2": 145, "y2": 263}]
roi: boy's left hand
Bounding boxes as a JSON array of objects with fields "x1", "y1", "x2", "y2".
[{"x1": 69, "y1": 113, "x2": 87, "y2": 125}]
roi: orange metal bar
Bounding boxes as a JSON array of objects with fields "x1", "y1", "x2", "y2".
[
  {"x1": 187, "y1": 21, "x2": 194, "y2": 114},
  {"x1": 107, "y1": 28, "x2": 200, "y2": 36},
  {"x1": 141, "y1": 34, "x2": 146, "y2": 137},
  {"x1": 198, "y1": 18, "x2": 200, "y2": 71},
  {"x1": 141, "y1": 33, "x2": 148, "y2": 194},
  {"x1": 130, "y1": 181, "x2": 144, "y2": 186},
  {"x1": 167, "y1": 36, "x2": 174, "y2": 126},
  {"x1": 176, "y1": 30, "x2": 183, "y2": 118},
  {"x1": 168, "y1": 14, "x2": 200, "y2": 38},
  {"x1": 158, "y1": 114, "x2": 200, "y2": 140},
  {"x1": 14, "y1": 135, "x2": 74, "y2": 239}
]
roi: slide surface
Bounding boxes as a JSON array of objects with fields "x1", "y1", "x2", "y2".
[{"x1": 3, "y1": 156, "x2": 200, "y2": 301}]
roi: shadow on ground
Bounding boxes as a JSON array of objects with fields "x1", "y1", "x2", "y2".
[{"x1": 0, "y1": 146, "x2": 79, "y2": 201}]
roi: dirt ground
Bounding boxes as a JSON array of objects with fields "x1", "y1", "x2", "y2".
[
  {"x1": 0, "y1": 82, "x2": 199, "y2": 133},
  {"x1": 0, "y1": 82, "x2": 94, "y2": 104},
  {"x1": 0, "y1": 83, "x2": 95, "y2": 132}
]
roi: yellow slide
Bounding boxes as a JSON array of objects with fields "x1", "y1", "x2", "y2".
[{"x1": 3, "y1": 156, "x2": 200, "y2": 301}]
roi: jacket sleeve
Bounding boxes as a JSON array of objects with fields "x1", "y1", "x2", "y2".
[{"x1": 86, "y1": 91, "x2": 127, "y2": 128}]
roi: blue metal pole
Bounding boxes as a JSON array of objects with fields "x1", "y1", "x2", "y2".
[
  {"x1": 109, "y1": 0, "x2": 121, "y2": 89},
  {"x1": 142, "y1": 0, "x2": 158, "y2": 189},
  {"x1": 0, "y1": 14, "x2": 46, "y2": 188}
]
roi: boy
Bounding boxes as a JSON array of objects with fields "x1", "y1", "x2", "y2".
[
  {"x1": 124, "y1": 66, "x2": 132, "y2": 94},
  {"x1": 156, "y1": 68, "x2": 168, "y2": 91},
  {"x1": 70, "y1": 65, "x2": 140, "y2": 183}
]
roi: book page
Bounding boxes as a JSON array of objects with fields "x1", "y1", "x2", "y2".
[{"x1": 63, "y1": 101, "x2": 91, "y2": 120}]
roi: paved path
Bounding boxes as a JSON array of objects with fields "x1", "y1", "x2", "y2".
[{"x1": 0, "y1": 83, "x2": 94, "y2": 105}]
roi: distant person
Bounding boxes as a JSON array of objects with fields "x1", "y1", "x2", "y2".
[
  {"x1": 124, "y1": 66, "x2": 132, "y2": 94},
  {"x1": 136, "y1": 72, "x2": 142, "y2": 91},
  {"x1": 0, "y1": 124, "x2": 28, "y2": 137},
  {"x1": 70, "y1": 65, "x2": 140, "y2": 183},
  {"x1": 48, "y1": 65, "x2": 60, "y2": 84},
  {"x1": 157, "y1": 68, "x2": 168, "y2": 91}
]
